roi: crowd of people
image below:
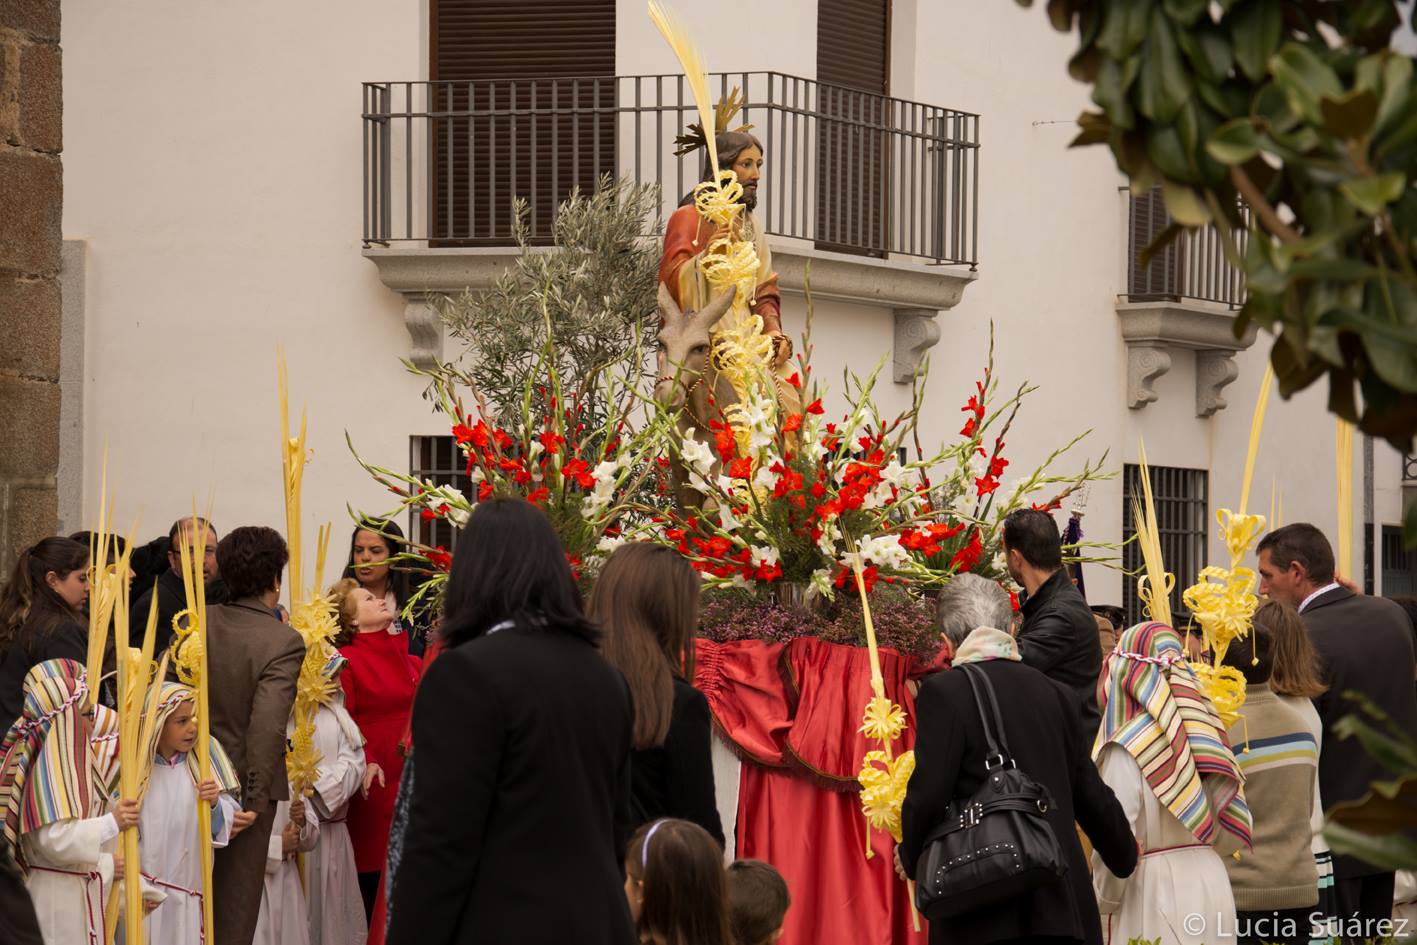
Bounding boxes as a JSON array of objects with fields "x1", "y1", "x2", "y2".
[{"x1": 0, "y1": 499, "x2": 1414, "y2": 945}]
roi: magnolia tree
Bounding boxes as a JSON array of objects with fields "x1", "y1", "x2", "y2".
[{"x1": 1021, "y1": 0, "x2": 1417, "y2": 498}]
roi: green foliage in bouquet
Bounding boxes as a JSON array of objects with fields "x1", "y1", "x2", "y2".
[{"x1": 432, "y1": 175, "x2": 662, "y2": 428}]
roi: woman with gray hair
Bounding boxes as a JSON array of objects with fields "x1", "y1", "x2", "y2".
[{"x1": 898, "y1": 573, "x2": 1137, "y2": 945}]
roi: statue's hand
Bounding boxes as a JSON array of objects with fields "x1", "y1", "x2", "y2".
[{"x1": 769, "y1": 331, "x2": 793, "y2": 366}]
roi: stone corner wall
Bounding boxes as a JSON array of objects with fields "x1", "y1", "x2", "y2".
[{"x1": 0, "y1": 0, "x2": 63, "y2": 572}]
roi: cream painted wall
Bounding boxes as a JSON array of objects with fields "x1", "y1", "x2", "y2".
[
  {"x1": 62, "y1": 0, "x2": 440, "y2": 555},
  {"x1": 59, "y1": 0, "x2": 1408, "y2": 600}
]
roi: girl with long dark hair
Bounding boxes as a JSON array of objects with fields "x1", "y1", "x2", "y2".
[
  {"x1": 0, "y1": 537, "x2": 90, "y2": 729},
  {"x1": 385, "y1": 498, "x2": 634, "y2": 945},
  {"x1": 589, "y1": 543, "x2": 722, "y2": 845},
  {"x1": 623, "y1": 818, "x2": 733, "y2": 945}
]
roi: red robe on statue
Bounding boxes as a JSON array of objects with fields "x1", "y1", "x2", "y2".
[
  {"x1": 695, "y1": 636, "x2": 939, "y2": 945},
  {"x1": 658, "y1": 204, "x2": 783, "y2": 334}
]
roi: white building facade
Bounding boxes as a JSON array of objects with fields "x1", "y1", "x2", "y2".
[{"x1": 58, "y1": 0, "x2": 1416, "y2": 611}]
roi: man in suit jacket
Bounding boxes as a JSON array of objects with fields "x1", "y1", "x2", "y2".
[
  {"x1": 204, "y1": 526, "x2": 305, "y2": 945},
  {"x1": 1003, "y1": 509, "x2": 1103, "y2": 745},
  {"x1": 1258, "y1": 522, "x2": 1417, "y2": 943}
]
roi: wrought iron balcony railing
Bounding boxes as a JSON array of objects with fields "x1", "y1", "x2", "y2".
[
  {"x1": 1125, "y1": 187, "x2": 1248, "y2": 309},
  {"x1": 361, "y1": 72, "x2": 980, "y2": 266}
]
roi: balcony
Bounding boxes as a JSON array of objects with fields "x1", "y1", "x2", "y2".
[
  {"x1": 360, "y1": 73, "x2": 980, "y2": 373},
  {"x1": 1118, "y1": 187, "x2": 1256, "y2": 417}
]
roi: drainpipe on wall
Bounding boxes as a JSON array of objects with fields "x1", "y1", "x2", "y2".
[{"x1": 1364, "y1": 433, "x2": 1375, "y2": 595}]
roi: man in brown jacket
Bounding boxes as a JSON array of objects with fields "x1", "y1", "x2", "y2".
[{"x1": 206, "y1": 526, "x2": 305, "y2": 945}]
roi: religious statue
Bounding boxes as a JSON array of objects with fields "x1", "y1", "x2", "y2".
[{"x1": 658, "y1": 117, "x2": 793, "y2": 369}]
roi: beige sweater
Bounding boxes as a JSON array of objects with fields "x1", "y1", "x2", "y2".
[{"x1": 1223, "y1": 684, "x2": 1320, "y2": 911}]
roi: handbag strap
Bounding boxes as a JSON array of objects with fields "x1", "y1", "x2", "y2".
[{"x1": 958, "y1": 663, "x2": 1015, "y2": 771}]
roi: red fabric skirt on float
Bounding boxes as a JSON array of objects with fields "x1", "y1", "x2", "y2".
[{"x1": 695, "y1": 636, "x2": 945, "y2": 945}]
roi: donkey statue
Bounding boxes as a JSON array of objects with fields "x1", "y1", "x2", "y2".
[{"x1": 654, "y1": 283, "x2": 738, "y2": 509}]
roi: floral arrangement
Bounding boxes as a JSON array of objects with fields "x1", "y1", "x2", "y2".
[
  {"x1": 644, "y1": 325, "x2": 1110, "y2": 601},
  {"x1": 349, "y1": 328, "x2": 674, "y2": 608}
]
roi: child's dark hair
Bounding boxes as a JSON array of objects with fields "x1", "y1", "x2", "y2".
[
  {"x1": 727, "y1": 859, "x2": 790, "y2": 945},
  {"x1": 626, "y1": 819, "x2": 732, "y2": 945}
]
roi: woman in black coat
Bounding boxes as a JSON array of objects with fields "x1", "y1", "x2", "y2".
[
  {"x1": 0, "y1": 537, "x2": 90, "y2": 731},
  {"x1": 900, "y1": 573, "x2": 1137, "y2": 945},
  {"x1": 589, "y1": 543, "x2": 723, "y2": 846},
  {"x1": 385, "y1": 498, "x2": 635, "y2": 945}
]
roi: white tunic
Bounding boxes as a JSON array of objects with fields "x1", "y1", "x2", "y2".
[
  {"x1": 139, "y1": 752, "x2": 240, "y2": 945},
  {"x1": 22, "y1": 813, "x2": 117, "y2": 945},
  {"x1": 253, "y1": 797, "x2": 320, "y2": 945},
  {"x1": 306, "y1": 702, "x2": 368, "y2": 945},
  {"x1": 1092, "y1": 743, "x2": 1239, "y2": 945}
]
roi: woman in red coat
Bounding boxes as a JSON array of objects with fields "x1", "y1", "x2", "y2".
[{"x1": 330, "y1": 577, "x2": 421, "y2": 920}]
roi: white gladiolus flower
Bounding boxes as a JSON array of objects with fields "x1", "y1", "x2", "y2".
[
  {"x1": 809, "y1": 568, "x2": 835, "y2": 600},
  {"x1": 753, "y1": 464, "x2": 781, "y2": 493},
  {"x1": 681, "y1": 432, "x2": 716, "y2": 475},
  {"x1": 596, "y1": 534, "x2": 627, "y2": 554},
  {"x1": 446, "y1": 505, "x2": 471, "y2": 528},
  {"x1": 881, "y1": 459, "x2": 907, "y2": 487},
  {"x1": 718, "y1": 502, "x2": 740, "y2": 532},
  {"x1": 750, "y1": 545, "x2": 779, "y2": 568}
]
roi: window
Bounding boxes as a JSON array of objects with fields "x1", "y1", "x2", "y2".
[
  {"x1": 409, "y1": 435, "x2": 471, "y2": 551},
  {"x1": 1121, "y1": 463, "x2": 1209, "y2": 628},
  {"x1": 1382, "y1": 524, "x2": 1417, "y2": 597},
  {"x1": 815, "y1": 0, "x2": 890, "y2": 256},
  {"x1": 429, "y1": 0, "x2": 616, "y2": 244}
]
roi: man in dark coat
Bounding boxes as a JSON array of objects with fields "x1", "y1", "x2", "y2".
[
  {"x1": 900, "y1": 573, "x2": 1137, "y2": 945},
  {"x1": 205, "y1": 526, "x2": 304, "y2": 945},
  {"x1": 1003, "y1": 509, "x2": 1103, "y2": 744},
  {"x1": 129, "y1": 516, "x2": 228, "y2": 652},
  {"x1": 1258, "y1": 522, "x2": 1417, "y2": 944}
]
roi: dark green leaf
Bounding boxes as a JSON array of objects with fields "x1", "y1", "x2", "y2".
[
  {"x1": 1339, "y1": 172, "x2": 1408, "y2": 215},
  {"x1": 1321, "y1": 88, "x2": 1380, "y2": 139},
  {"x1": 1289, "y1": 258, "x2": 1379, "y2": 281},
  {"x1": 1328, "y1": 774, "x2": 1417, "y2": 834},
  {"x1": 1092, "y1": 59, "x2": 1135, "y2": 129},
  {"x1": 1206, "y1": 117, "x2": 1263, "y2": 164},
  {"x1": 1096, "y1": 0, "x2": 1153, "y2": 59},
  {"x1": 1162, "y1": 0, "x2": 1208, "y2": 26},
  {"x1": 1137, "y1": 7, "x2": 1191, "y2": 122},
  {"x1": 1270, "y1": 44, "x2": 1344, "y2": 125},
  {"x1": 1377, "y1": 53, "x2": 1414, "y2": 134},
  {"x1": 1197, "y1": 78, "x2": 1250, "y2": 119},
  {"x1": 1326, "y1": 822, "x2": 1417, "y2": 871},
  {"x1": 1177, "y1": 22, "x2": 1234, "y2": 86},
  {"x1": 1405, "y1": 500, "x2": 1417, "y2": 550},
  {"x1": 1230, "y1": 0, "x2": 1282, "y2": 83},
  {"x1": 1146, "y1": 123, "x2": 1193, "y2": 180}
]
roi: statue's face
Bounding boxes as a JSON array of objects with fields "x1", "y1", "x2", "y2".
[{"x1": 729, "y1": 145, "x2": 763, "y2": 209}]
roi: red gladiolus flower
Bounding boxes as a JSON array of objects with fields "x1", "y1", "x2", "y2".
[
  {"x1": 526, "y1": 486, "x2": 549, "y2": 505},
  {"x1": 782, "y1": 413, "x2": 803, "y2": 434},
  {"x1": 728, "y1": 457, "x2": 753, "y2": 479},
  {"x1": 420, "y1": 507, "x2": 437, "y2": 522},
  {"x1": 975, "y1": 475, "x2": 1000, "y2": 497},
  {"x1": 562, "y1": 458, "x2": 595, "y2": 489},
  {"x1": 540, "y1": 430, "x2": 564, "y2": 455},
  {"x1": 1031, "y1": 498, "x2": 1063, "y2": 512},
  {"x1": 988, "y1": 456, "x2": 1009, "y2": 478},
  {"x1": 806, "y1": 398, "x2": 825, "y2": 415},
  {"x1": 960, "y1": 417, "x2": 978, "y2": 438},
  {"x1": 713, "y1": 424, "x2": 737, "y2": 461},
  {"x1": 478, "y1": 481, "x2": 494, "y2": 502},
  {"x1": 426, "y1": 547, "x2": 452, "y2": 571},
  {"x1": 786, "y1": 372, "x2": 801, "y2": 389},
  {"x1": 755, "y1": 560, "x2": 783, "y2": 582},
  {"x1": 1008, "y1": 589, "x2": 1020, "y2": 612},
  {"x1": 950, "y1": 531, "x2": 983, "y2": 573},
  {"x1": 452, "y1": 423, "x2": 475, "y2": 445}
]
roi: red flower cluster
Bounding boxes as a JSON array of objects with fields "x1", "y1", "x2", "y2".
[
  {"x1": 960, "y1": 380, "x2": 986, "y2": 438},
  {"x1": 899, "y1": 521, "x2": 965, "y2": 557}
]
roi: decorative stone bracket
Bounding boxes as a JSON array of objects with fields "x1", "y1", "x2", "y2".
[
  {"x1": 1117, "y1": 302, "x2": 1258, "y2": 417},
  {"x1": 364, "y1": 240, "x2": 977, "y2": 378}
]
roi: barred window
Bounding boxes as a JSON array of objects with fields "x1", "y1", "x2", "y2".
[
  {"x1": 409, "y1": 435, "x2": 470, "y2": 551},
  {"x1": 1382, "y1": 524, "x2": 1417, "y2": 597},
  {"x1": 1121, "y1": 464, "x2": 1208, "y2": 628}
]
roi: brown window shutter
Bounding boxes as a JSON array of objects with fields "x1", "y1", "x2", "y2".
[
  {"x1": 1128, "y1": 185, "x2": 1184, "y2": 299},
  {"x1": 430, "y1": 0, "x2": 616, "y2": 244},
  {"x1": 815, "y1": 0, "x2": 890, "y2": 255}
]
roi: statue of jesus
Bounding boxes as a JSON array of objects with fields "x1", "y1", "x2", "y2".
[{"x1": 657, "y1": 129, "x2": 793, "y2": 368}]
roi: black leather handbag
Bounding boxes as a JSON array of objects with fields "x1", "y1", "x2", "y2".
[{"x1": 913, "y1": 662, "x2": 1067, "y2": 921}]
